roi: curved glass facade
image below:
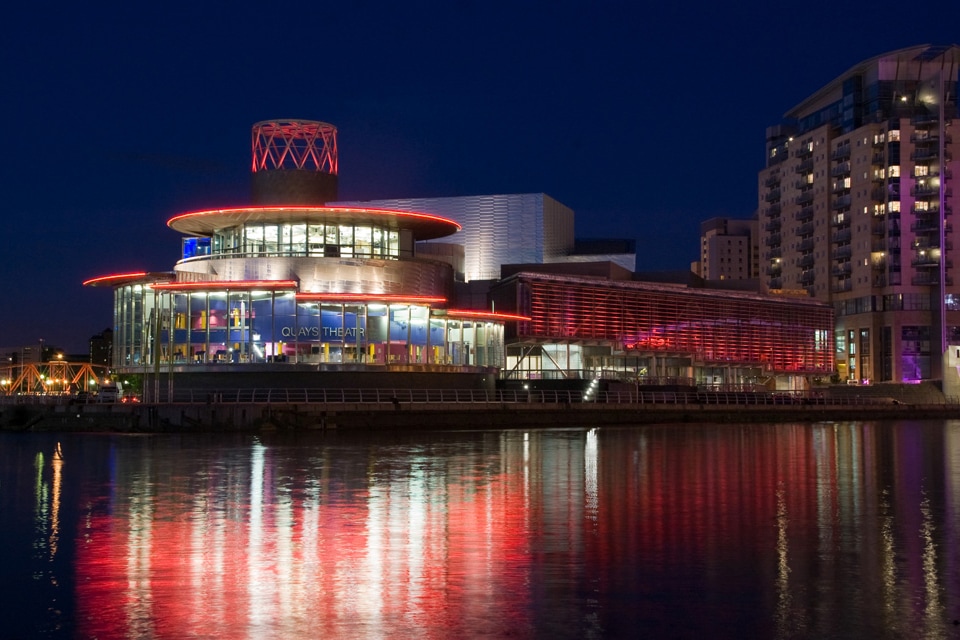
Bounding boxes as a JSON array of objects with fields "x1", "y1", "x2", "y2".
[
  {"x1": 113, "y1": 285, "x2": 505, "y2": 369},
  {"x1": 182, "y1": 222, "x2": 403, "y2": 262}
]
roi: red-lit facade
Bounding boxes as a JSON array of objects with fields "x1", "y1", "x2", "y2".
[{"x1": 491, "y1": 272, "x2": 834, "y2": 388}]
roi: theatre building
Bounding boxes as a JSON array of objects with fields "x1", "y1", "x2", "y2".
[
  {"x1": 85, "y1": 118, "x2": 835, "y2": 396},
  {"x1": 84, "y1": 120, "x2": 525, "y2": 395}
]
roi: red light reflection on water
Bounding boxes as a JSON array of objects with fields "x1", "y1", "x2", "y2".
[{"x1": 74, "y1": 449, "x2": 536, "y2": 638}]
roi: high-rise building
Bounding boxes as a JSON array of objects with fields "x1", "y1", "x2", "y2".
[
  {"x1": 697, "y1": 217, "x2": 759, "y2": 282},
  {"x1": 759, "y1": 44, "x2": 960, "y2": 384}
]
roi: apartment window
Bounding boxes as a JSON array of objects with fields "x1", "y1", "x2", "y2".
[
  {"x1": 889, "y1": 165, "x2": 900, "y2": 177},
  {"x1": 888, "y1": 130, "x2": 900, "y2": 142}
]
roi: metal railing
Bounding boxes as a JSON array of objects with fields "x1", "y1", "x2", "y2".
[{"x1": 3, "y1": 389, "x2": 955, "y2": 407}]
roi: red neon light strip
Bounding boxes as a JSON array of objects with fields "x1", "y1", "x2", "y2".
[
  {"x1": 296, "y1": 293, "x2": 446, "y2": 304},
  {"x1": 167, "y1": 207, "x2": 460, "y2": 230},
  {"x1": 151, "y1": 280, "x2": 299, "y2": 290},
  {"x1": 82, "y1": 272, "x2": 148, "y2": 286},
  {"x1": 442, "y1": 309, "x2": 531, "y2": 321}
]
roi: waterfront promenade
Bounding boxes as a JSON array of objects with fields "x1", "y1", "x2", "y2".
[{"x1": 3, "y1": 387, "x2": 959, "y2": 432}]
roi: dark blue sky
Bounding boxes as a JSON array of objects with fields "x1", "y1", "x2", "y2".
[{"x1": 4, "y1": 1, "x2": 960, "y2": 352}]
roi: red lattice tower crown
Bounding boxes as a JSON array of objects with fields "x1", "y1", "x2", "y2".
[{"x1": 252, "y1": 120, "x2": 338, "y2": 175}]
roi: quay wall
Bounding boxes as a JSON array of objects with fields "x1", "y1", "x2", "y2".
[{"x1": 3, "y1": 401, "x2": 960, "y2": 433}]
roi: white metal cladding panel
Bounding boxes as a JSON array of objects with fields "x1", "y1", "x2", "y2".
[{"x1": 333, "y1": 194, "x2": 560, "y2": 281}]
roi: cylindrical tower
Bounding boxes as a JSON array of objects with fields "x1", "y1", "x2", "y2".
[{"x1": 251, "y1": 119, "x2": 339, "y2": 205}]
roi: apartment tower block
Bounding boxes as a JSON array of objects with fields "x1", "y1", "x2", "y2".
[{"x1": 759, "y1": 44, "x2": 960, "y2": 384}]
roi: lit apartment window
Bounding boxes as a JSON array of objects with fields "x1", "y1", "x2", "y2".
[{"x1": 888, "y1": 130, "x2": 900, "y2": 142}]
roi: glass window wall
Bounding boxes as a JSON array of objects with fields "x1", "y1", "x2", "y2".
[
  {"x1": 182, "y1": 222, "x2": 402, "y2": 262},
  {"x1": 114, "y1": 286, "x2": 508, "y2": 371}
]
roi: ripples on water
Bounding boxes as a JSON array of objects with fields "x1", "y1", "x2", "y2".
[{"x1": 1, "y1": 421, "x2": 959, "y2": 639}]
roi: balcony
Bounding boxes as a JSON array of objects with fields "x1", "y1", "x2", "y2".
[
  {"x1": 765, "y1": 233, "x2": 781, "y2": 247},
  {"x1": 871, "y1": 237, "x2": 887, "y2": 251},
  {"x1": 871, "y1": 256, "x2": 887, "y2": 270},
  {"x1": 871, "y1": 220, "x2": 886, "y2": 236},
  {"x1": 871, "y1": 151, "x2": 885, "y2": 165},
  {"x1": 914, "y1": 238, "x2": 952, "y2": 250},
  {"x1": 764, "y1": 188, "x2": 782, "y2": 203},
  {"x1": 911, "y1": 255, "x2": 942, "y2": 268},
  {"x1": 873, "y1": 274, "x2": 888, "y2": 287},
  {"x1": 831, "y1": 144, "x2": 851, "y2": 161},
  {"x1": 801, "y1": 270, "x2": 816, "y2": 286},
  {"x1": 910, "y1": 220, "x2": 952, "y2": 234},
  {"x1": 764, "y1": 174, "x2": 781, "y2": 188},
  {"x1": 765, "y1": 219, "x2": 781, "y2": 232},
  {"x1": 766, "y1": 263, "x2": 782, "y2": 277},
  {"x1": 911, "y1": 184, "x2": 944, "y2": 198},
  {"x1": 832, "y1": 279, "x2": 853, "y2": 293},
  {"x1": 831, "y1": 182, "x2": 851, "y2": 195},
  {"x1": 832, "y1": 227, "x2": 852, "y2": 243},
  {"x1": 831, "y1": 262, "x2": 852, "y2": 277},
  {"x1": 798, "y1": 237, "x2": 816, "y2": 251},
  {"x1": 795, "y1": 206, "x2": 814, "y2": 222},
  {"x1": 764, "y1": 203, "x2": 781, "y2": 217},
  {"x1": 795, "y1": 191, "x2": 815, "y2": 206},
  {"x1": 911, "y1": 114, "x2": 939, "y2": 127},
  {"x1": 910, "y1": 131, "x2": 939, "y2": 144},
  {"x1": 830, "y1": 162, "x2": 851, "y2": 177},
  {"x1": 798, "y1": 221, "x2": 815, "y2": 235},
  {"x1": 870, "y1": 186, "x2": 888, "y2": 201},
  {"x1": 799, "y1": 254, "x2": 815, "y2": 268},
  {"x1": 794, "y1": 158, "x2": 814, "y2": 174},
  {"x1": 911, "y1": 148, "x2": 939, "y2": 161},
  {"x1": 912, "y1": 273, "x2": 953, "y2": 286},
  {"x1": 833, "y1": 245, "x2": 853, "y2": 259},
  {"x1": 831, "y1": 194, "x2": 852, "y2": 210},
  {"x1": 793, "y1": 144, "x2": 813, "y2": 159}
]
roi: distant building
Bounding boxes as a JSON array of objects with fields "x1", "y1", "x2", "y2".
[
  {"x1": 89, "y1": 328, "x2": 113, "y2": 367},
  {"x1": 758, "y1": 44, "x2": 960, "y2": 384},
  {"x1": 697, "y1": 217, "x2": 759, "y2": 282}
]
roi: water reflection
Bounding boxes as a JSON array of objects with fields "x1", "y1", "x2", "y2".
[{"x1": 2, "y1": 421, "x2": 959, "y2": 638}]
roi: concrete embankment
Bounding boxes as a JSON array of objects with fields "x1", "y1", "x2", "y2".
[{"x1": 3, "y1": 401, "x2": 960, "y2": 432}]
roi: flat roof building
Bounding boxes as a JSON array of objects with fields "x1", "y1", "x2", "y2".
[{"x1": 758, "y1": 44, "x2": 960, "y2": 385}]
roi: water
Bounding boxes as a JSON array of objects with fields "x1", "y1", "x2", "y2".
[{"x1": 2, "y1": 421, "x2": 959, "y2": 639}]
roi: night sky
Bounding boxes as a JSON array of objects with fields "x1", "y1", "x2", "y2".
[{"x1": 4, "y1": 1, "x2": 960, "y2": 353}]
